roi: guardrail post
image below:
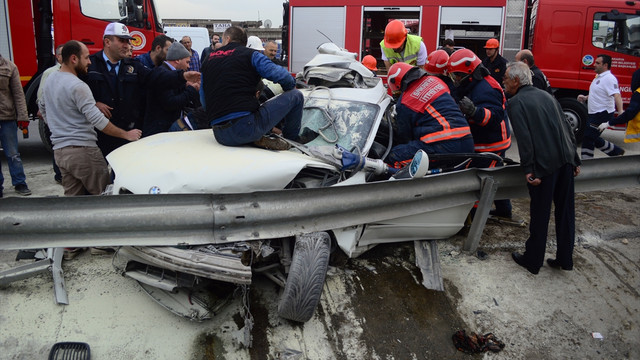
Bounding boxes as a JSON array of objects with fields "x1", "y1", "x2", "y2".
[{"x1": 463, "y1": 175, "x2": 497, "y2": 253}]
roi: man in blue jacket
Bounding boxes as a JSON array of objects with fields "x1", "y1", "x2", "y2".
[{"x1": 201, "y1": 26, "x2": 302, "y2": 149}]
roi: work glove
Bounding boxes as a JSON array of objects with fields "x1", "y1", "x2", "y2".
[
  {"x1": 597, "y1": 121, "x2": 610, "y2": 132},
  {"x1": 459, "y1": 96, "x2": 477, "y2": 117}
]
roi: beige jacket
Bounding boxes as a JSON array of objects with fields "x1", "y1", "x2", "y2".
[{"x1": 0, "y1": 55, "x2": 28, "y2": 122}]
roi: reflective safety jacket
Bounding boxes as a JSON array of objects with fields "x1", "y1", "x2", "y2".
[
  {"x1": 396, "y1": 76, "x2": 472, "y2": 145},
  {"x1": 457, "y1": 74, "x2": 511, "y2": 153},
  {"x1": 380, "y1": 34, "x2": 423, "y2": 66}
]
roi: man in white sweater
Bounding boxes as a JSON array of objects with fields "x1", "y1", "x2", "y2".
[{"x1": 41, "y1": 40, "x2": 141, "y2": 196}]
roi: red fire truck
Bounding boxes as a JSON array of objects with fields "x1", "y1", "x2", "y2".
[
  {"x1": 283, "y1": 0, "x2": 640, "y2": 140},
  {"x1": 1, "y1": 0, "x2": 164, "y2": 145}
]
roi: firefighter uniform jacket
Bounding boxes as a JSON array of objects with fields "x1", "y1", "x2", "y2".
[
  {"x1": 457, "y1": 74, "x2": 511, "y2": 154},
  {"x1": 396, "y1": 76, "x2": 472, "y2": 145}
]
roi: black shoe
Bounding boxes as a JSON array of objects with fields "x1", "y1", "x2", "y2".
[
  {"x1": 511, "y1": 252, "x2": 539, "y2": 275},
  {"x1": 546, "y1": 258, "x2": 573, "y2": 271},
  {"x1": 54, "y1": 176, "x2": 62, "y2": 184},
  {"x1": 15, "y1": 184, "x2": 32, "y2": 196}
]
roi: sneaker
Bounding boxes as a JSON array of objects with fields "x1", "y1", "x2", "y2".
[
  {"x1": 253, "y1": 135, "x2": 291, "y2": 151},
  {"x1": 15, "y1": 184, "x2": 32, "y2": 196},
  {"x1": 63, "y1": 247, "x2": 84, "y2": 260}
]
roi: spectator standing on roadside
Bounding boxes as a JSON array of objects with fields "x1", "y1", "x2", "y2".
[
  {"x1": 264, "y1": 41, "x2": 287, "y2": 67},
  {"x1": 36, "y1": 44, "x2": 64, "y2": 184},
  {"x1": 180, "y1": 36, "x2": 201, "y2": 72},
  {"x1": 202, "y1": 26, "x2": 302, "y2": 149},
  {"x1": 380, "y1": 20, "x2": 427, "y2": 71},
  {"x1": 0, "y1": 53, "x2": 31, "y2": 197},
  {"x1": 503, "y1": 61, "x2": 581, "y2": 274},
  {"x1": 136, "y1": 34, "x2": 173, "y2": 69},
  {"x1": 441, "y1": 39, "x2": 456, "y2": 55},
  {"x1": 200, "y1": 33, "x2": 220, "y2": 64},
  {"x1": 143, "y1": 41, "x2": 200, "y2": 136},
  {"x1": 578, "y1": 54, "x2": 626, "y2": 159},
  {"x1": 482, "y1": 38, "x2": 508, "y2": 85},
  {"x1": 41, "y1": 40, "x2": 141, "y2": 196},
  {"x1": 515, "y1": 49, "x2": 551, "y2": 93},
  {"x1": 84, "y1": 22, "x2": 200, "y2": 158}
]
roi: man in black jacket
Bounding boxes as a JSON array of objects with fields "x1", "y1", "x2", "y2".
[
  {"x1": 84, "y1": 22, "x2": 200, "y2": 157},
  {"x1": 515, "y1": 50, "x2": 551, "y2": 93},
  {"x1": 503, "y1": 61, "x2": 581, "y2": 275},
  {"x1": 143, "y1": 41, "x2": 200, "y2": 136}
]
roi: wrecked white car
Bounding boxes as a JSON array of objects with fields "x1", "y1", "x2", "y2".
[{"x1": 106, "y1": 44, "x2": 497, "y2": 325}]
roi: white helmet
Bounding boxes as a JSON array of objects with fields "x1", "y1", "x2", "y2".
[{"x1": 246, "y1": 36, "x2": 264, "y2": 51}]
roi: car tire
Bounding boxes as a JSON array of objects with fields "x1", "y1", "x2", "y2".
[
  {"x1": 559, "y1": 97, "x2": 588, "y2": 143},
  {"x1": 38, "y1": 117, "x2": 54, "y2": 154},
  {"x1": 277, "y1": 231, "x2": 331, "y2": 323}
]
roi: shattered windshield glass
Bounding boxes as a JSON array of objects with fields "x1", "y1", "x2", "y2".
[{"x1": 300, "y1": 97, "x2": 380, "y2": 153}]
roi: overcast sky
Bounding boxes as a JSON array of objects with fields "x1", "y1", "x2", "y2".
[{"x1": 154, "y1": 0, "x2": 286, "y2": 28}]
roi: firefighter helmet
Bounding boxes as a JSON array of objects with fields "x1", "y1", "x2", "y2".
[
  {"x1": 484, "y1": 38, "x2": 499, "y2": 49},
  {"x1": 425, "y1": 50, "x2": 450, "y2": 75},
  {"x1": 387, "y1": 62, "x2": 414, "y2": 93},
  {"x1": 447, "y1": 49, "x2": 481, "y2": 75},
  {"x1": 362, "y1": 55, "x2": 378, "y2": 71},
  {"x1": 383, "y1": 20, "x2": 408, "y2": 49}
]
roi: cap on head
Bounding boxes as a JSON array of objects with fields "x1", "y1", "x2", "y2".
[
  {"x1": 484, "y1": 38, "x2": 499, "y2": 49},
  {"x1": 425, "y1": 50, "x2": 449, "y2": 75},
  {"x1": 166, "y1": 41, "x2": 191, "y2": 61},
  {"x1": 362, "y1": 55, "x2": 378, "y2": 71},
  {"x1": 104, "y1": 22, "x2": 134, "y2": 40},
  {"x1": 246, "y1": 36, "x2": 265, "y2": 51},
  {"x1": 383, "y1": 20, "x2": 408, "y2": 49}
]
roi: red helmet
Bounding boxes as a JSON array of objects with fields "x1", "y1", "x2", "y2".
[
  {"x1": 447, "y1": 49, "x2": 481, "y2": 75},
  {"x1": 484, "y1": 38, "x2": 500, "y2": 49},
  {"x1": 387, "y1": 62, "x2": 414, "y2": 93},
  {"x1": 383, "y1": 20, "x2": 408, "y2": 49},
  {"x1": 362, "y1": 55, "x2": 378, "y2": 71},
  {"x1": 425, "y1": 50, "x2": 449, "y2": 75}
]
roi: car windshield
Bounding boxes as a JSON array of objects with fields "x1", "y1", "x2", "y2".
[{"x1": 300, "y1": 97, "x2": 380, "y2": 153}]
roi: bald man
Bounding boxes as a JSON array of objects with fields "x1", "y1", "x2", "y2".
[{"x1": 515, "y1": 49, "x2": 551, "y2": 93}]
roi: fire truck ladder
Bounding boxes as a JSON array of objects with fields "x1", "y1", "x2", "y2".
[{"x1": 503, "y1": 0, "x2": 527, "y2": 60}]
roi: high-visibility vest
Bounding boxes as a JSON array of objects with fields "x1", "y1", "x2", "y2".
[
  {"x1": 380, "y1": 34, "x2": 423, "y2": 66},
  {"x1": 625, "y1": 88, "x2": 640, "y2": 143}
]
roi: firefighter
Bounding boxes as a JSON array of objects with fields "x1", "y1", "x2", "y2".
[
  {"x1": 384, "y1": 62, "x2": 474, "y2": 168},
  {"x1": 447, "y1": 48, "x2": 513, "y2": 219},
  {"x1": 481, "y1": 38, "x2": 508, "y2": 85},
  {"x1": 380, "y1": 20, "x2": 427, "y2": 71},
  {"x1": 362, "y1": 55, "x2": 378, "y2": 75}
]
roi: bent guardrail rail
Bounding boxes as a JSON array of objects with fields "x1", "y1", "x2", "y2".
[{"x1": 1, "y1": 155, "x2": 639, "y2": 251}]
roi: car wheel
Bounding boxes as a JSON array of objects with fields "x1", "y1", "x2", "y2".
[
  {"x1": 38, "y1": 117, "x2": 54, "y2": 154},
  {"x1": 559, "y1": 97, "x2": 587, "y2": 143},
  {"x1": 277, "y1": 231, "x2": 331, "y2": 323}
]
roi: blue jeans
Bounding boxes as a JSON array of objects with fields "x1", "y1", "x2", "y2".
[
  {"x1": 0, "y1": 120, "x2": 27, "y2": 192},
  {"x1": 213, "y1": 90, "x2": 303, "y2": 146}
]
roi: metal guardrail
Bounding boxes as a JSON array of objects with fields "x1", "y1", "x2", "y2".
[{"x1": 1, "y1": 155, "x2": 639, "y2": 251}]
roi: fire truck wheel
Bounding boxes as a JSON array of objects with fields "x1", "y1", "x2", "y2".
[
  {"x1": 277, "y1": 231, "x2": 331, "y2": 323},
  {"x1": 38, "y1": 117, "x2": 54, "y2": 154},
  {"x1": 559, "y1": 97, "x2": 587, "y2": 143}
]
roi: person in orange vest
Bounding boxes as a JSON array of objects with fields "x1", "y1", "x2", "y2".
[
  {"x1": 384, "y1": 62, "x2": 474, "y2": 168},
  {"x1": 380, "y1": 20, "x2": 427, "y2": 71},
  {"x1": 481, "y1": 38, "x2": 508, "y2": 85},
  {"x1": 448, "y1": 49, "x2": 513, "y2": 219}
]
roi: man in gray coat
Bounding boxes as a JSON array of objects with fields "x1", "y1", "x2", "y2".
[{"x1": 503, "y1": 61, "x2": 581, "y2": 275}]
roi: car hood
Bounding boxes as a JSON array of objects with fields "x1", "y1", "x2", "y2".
[{"x1": 107, "y1": 130, "x2": 336, "y2": 194}]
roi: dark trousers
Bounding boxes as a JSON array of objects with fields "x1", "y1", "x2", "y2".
[
  {"x1": 524, "y1": 163, "x2": 575, "y2": 269},
  {"x1": 581, "y1": 110, "x2": 624, "y2": 159}
]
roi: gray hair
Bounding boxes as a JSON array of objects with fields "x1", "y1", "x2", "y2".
[{"x1": 506, "y1": 61, "x2": 532, "y2": 86}]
